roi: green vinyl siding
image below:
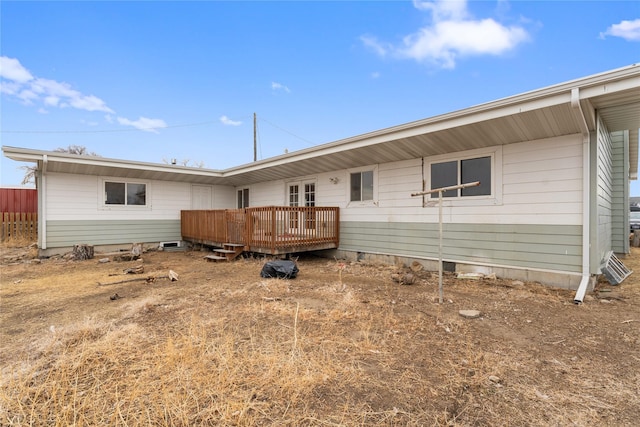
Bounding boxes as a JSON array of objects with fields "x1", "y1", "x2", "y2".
[
  {"x1": 610, "y1": 130, "x2": 630, "y2": 254},
  {"x1": 46, "y1": 219, "x2": 181, "y2": 247},
  {"x1": 339, "y1": 221, "x2": 582, "y2": 273},
  {"x1": 595, "y1": 119, "x2": 614, "y2": 266}
]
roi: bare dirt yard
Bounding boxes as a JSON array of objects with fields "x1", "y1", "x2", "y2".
[{"x1": 1, "y1": 243, "x2": 639, "y2": 426}]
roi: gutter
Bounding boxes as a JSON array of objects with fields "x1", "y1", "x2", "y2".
[
  {"x1": 571, "y1": 88, "x2": 592, "y2": 303},
  {"x1": 40, "y1": 155, "x2": 48, "y2": 250}
]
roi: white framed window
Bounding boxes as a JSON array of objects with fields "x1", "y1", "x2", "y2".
[
  {"x1": 348, "y1": 166, "x2": 377, "y2": 206},
  {"x1": 430, "y1": 156, "x2": 491, "y2": 198},
  {"x1": 426, "y1": 147, "x2": 502, "y2": 206},
  {"x1": 101, "y1": 179, "x2": 148, "y2": 208}
]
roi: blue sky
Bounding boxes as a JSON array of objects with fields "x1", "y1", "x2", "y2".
[{"x1": 1, "y1": 1, "x2": 639, "y2": 192}]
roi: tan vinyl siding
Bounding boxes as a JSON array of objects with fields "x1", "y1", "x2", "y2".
[
  {"x1": 46, "y1": 219, "x2": 181, "y2": 247},
  {"x1": 339, "y1": 221, "x2": 582, "y2": 273}
]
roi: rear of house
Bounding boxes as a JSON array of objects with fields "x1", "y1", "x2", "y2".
[{"x1": 3, "y1": 64, "x2": 639, "y2": 297}]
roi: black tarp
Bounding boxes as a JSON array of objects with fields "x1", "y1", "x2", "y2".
[{"x1": 260, "y1": 260, "x2": 299, "y2": 279}]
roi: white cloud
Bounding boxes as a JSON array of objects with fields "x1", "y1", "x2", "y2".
[
  {"x1": 220, "y1": 115, "x2": 242, "y2": 126},
  {"x1": 1, "y1": 56, "x2": 170, "y2": 133},
  {"x1": 600, "y1": 19, "x2": 640, "y2": 42},
  {"x1": 0, "y1": 80, "x2": 23, "y2": 96},
  {"x1": 117, "y1": 116, "x2": 167, "y2": 133},
  {"x1": 17, "y1": 89, "x2": 38, "y2": 104},
  {"x1": 271, "y1": 82, "x2": 291, "y2": 93},
  {"x1": 413, "y1": 0, "x2": 468, "y2": 20},
  {"x1": 0, "y1": 57, "x2": 115, "y2": 114},
  {"x1": 44, "y1": 96, "x2": 60, "y2": 107},
  {"x1": 360, "y1": 35, "x2": 389, "y2": 57},
  {"x1": 0, "y1": 56, "x2": 33, "y2": 83},
  {"x1": 361, "y1": 0, "x2": 530, "y2": 69}
]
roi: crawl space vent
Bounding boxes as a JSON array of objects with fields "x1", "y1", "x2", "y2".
[{"x1": 601, "y1": 251, "x2": 632, "y2": 285}]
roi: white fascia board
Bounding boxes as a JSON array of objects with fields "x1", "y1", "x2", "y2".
[
  {"x1": 578, "y1": 73, "x2": 640, "y2": 100},
  {"x1": 2, "y1": 146, "x2": 225, "y2": 179}
]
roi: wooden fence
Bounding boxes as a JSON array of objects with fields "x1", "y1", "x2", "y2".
[{"x1": 1, "y1": 212, "x2": 38, "y2": 241}]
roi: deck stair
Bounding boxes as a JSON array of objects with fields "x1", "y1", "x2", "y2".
[{"x1": 204, "y1": 243, "x2": 245, "y2": 262}]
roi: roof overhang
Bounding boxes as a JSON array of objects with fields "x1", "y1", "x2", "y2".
[
  {"x1": 2, "y1": 147, "x2": 238, "y2": 185},
  {"x1": 4, "y1": 64, "x2": 639, "y2": 185}
]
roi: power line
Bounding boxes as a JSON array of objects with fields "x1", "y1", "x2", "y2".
[
  {"x1": 257, "y1": 116, "x2": 315, "y2": 146},
  {"x1": 2, "y1": 114, "x2": 317, "y2": 150}
]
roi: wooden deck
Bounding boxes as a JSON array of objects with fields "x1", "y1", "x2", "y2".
[{"x1": 181, "y1": 206, "x2": 339, "y2": 255}]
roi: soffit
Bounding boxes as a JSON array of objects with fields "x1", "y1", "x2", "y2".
[{"x1": 4, "y1": 64, "x2": 639, "y2": 185}]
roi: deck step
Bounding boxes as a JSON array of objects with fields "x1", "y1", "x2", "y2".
[
  {"x1": 204, "y1": 255, "x2": 227, "y2": 261},
  {"x1": 214, "y1": 249, "x2": 237, "y2": 254},
  {"x1": 224, "y1": 243, "x2": 245, "y2": 247}
]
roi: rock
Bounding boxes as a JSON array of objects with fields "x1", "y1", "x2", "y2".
[
  {"x1": 98, "y1": 258, "x2": 111, "y2": 263},
  {"x1": 410, "y1": 261, "x2": 423, "y2": 272},
  {"x1": 401, "y1": 273, "x2": 416, "y2": 285},
  {"x1": 131, "y1": 243, "x2": 143, "y2": 257},
  {"x1": 512, "y1": 280, "x2": 525, "y2": 286},
  {"x1": 459, "y1": 309, "x2": 482, "y2": 319},
  {"x1": 535, "y1": 390, "x2": 549, "y2": 400},
  {"x1": 457, "y1": 272, "x2": 484, "y2": 280},
  {"x1": 485, "y1": 273, "x2": 497, "y2": 280},
  {"x1": 488, "y1": 375, "x2": 501, "y2": 383}
]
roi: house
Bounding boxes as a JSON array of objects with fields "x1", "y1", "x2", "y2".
[{"x1": 4, "y1": 64, "x2": 640, "y2": 301}]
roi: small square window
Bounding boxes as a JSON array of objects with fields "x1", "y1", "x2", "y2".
[
  {"x1": 127, "y1": 183, "x2": 146, "y2": 205},
  {"x1": 105, "y1": 182, "x2": 126, "y2": 204},
  {"x1": 350, "y1": 171, "x2": 374, "y2": 202}
]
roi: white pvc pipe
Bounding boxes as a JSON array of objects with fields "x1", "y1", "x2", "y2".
[
  {"x1": 41, "y1": 155, "x2": 48, "y2": 250},
  {"x1": 571, "y1": 88, "x2": 592, "y2": 303}
]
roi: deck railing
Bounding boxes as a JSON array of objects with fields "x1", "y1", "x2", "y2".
[{"x1": 181, "y1": 206, "x2": 339, "y2": 255}]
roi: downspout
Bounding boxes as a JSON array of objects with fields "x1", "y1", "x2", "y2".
[
  {"x1": 41, "y1": 155, "x2": 48, "y2": 250},
  {"x1": 571, "y1": 88, "x2": 592, "y2": 303}
]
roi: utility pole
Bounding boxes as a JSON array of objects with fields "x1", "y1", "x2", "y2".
[{"x1": 253, "y1": 112, "x2": 257, "y2": 162}]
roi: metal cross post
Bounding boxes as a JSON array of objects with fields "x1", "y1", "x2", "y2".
[{"x1": 411, "y1": 181, "x2": 480, "y2": 303}]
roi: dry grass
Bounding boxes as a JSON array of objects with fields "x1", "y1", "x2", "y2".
[
  {"x1": 1, "y1": 247, "x2": 640, "y2": 425},
  {"x1": 1, "y1": 235, "x2": 37, "y2": 252}
]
